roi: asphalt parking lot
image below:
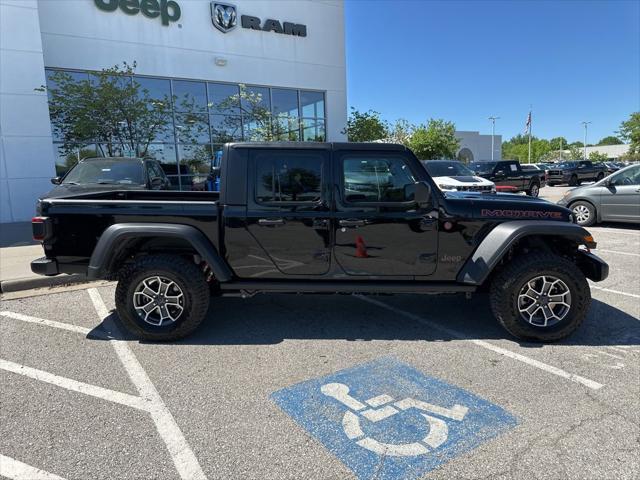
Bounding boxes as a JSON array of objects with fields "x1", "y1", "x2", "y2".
[{"x1": 1, "y1": 192, "x2": 638, "y2": 480}]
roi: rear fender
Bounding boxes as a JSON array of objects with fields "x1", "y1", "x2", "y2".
[
  {"x1": 456, "y1": 220, "x2": 596, "y2": 285},
  {"x1": 87, "y1": 223, "x2": 233, "y2": 281}
]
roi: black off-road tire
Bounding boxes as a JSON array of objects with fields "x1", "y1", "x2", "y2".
[
  {"x1": 570, "y1": 200, "x2": 597, "y2": 227},
  {"x1": 490, "y1": 253, "x2": 591, "y2": 342},
  {"x1": 526, "y1": 182, "x2": 540, "y2": 197},
  {"x1": 569, "y1": 174, "x2": 579, "y2": 186},
  {"x1": 115, "y1": 254, "x2": 210, "y2": 341}
]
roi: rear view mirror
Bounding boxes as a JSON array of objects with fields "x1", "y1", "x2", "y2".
[
  {"x1": 414, "y1": 181, "x2": 432, "y2": 207},
  {"x1": 50, "y1": 177, "x2": 61, "y2": 185}
]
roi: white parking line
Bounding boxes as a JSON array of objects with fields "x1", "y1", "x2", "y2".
[
  {"x1": 87, "y1": 288, "x2": 207, "y2": 480},
  {"x1": 595, "y1": 249, "x2": 640, "y2": 257},
  {"x1": 358, "y1": 296, "x2": 604, "y2": 390},
  {"x1": 590, "y1": 285, "x2": 640, "y2": 299},
  {"x1": 0, "y1": 359, "x2": 148, "y2": 411},
  {"x1": 0, "y1": 454, "x2": 67, "y2": 480},
  {"x1": 0, "y1": 311, "x2": 93, "y2": 336}
]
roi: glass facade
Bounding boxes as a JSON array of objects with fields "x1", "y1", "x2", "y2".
[{"x1": 45, "y1": 69, "x2": 326, "y2": 190}]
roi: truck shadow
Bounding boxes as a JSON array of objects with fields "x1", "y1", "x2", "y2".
[{"x1": 90, "y1": 294, "x2": 640, "y2": 348}]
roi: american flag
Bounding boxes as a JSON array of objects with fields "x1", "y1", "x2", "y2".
[{"x1": 524, "y1": 111, "x2": 532, "y2": 135}]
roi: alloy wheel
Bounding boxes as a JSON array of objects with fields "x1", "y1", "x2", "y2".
[
  {"x1": 133, "y1": 276, "x2": 185, "y2": 326},
  {"x1": 517, "y1": 275, "x2": 571, "y2": 327}
]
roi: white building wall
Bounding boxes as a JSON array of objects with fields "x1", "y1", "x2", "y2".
[
  {"x1": 584, "y1": 144, "x2": 630, "y2": 159},
  {"x1": 455, "y1": 131, "x2": 501, "y2": 162},
  {"x1": 0, "y1": 0, "x2": 56, "y2": 222}
]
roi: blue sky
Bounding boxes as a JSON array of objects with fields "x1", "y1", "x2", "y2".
[{"x1": 344, "y1": 0, "x2": 639, "y2": 143}]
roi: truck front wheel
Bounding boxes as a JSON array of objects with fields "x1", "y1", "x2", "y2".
[
  {"x1": 115, "y1": 254, "x2": 210, "y2": 341},
  {"x1": 490, "y1": 253, "x2": 590, "y2": 342},
  {"x1": 526, "y1": 182, "x2": 540, "y2": 197}
]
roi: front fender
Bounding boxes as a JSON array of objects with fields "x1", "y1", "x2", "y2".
[
  {"x1": 456, "y1": 220, "x2": 596, "y2": 285},
  {"x1": 87, "y1": 223, "x2": 233, "y2": 282}
]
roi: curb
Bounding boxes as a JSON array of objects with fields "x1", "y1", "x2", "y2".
[{"x1": 0, "y1": 274, "x2": 88, "y2": 293}]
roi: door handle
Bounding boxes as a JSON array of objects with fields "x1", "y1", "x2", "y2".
[
  {"x1": 258, "y1": 218, "x2": 285, "y2": 226},
  {"x1": 339, "y1": 219, "x2": 366, "y2": 228}
]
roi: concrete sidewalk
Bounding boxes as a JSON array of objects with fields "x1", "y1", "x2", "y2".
[{"x1": 0, "y1": 245, "x2": 87, "y2": 293}]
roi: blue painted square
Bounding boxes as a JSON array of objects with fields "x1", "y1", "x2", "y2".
[{"x1": 271, "y1": 357, "x2": 518, "y2": 480}]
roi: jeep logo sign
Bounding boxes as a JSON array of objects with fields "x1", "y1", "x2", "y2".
[
  {"x1": 94, "y1": 0, "x2": 181, "y2": 26},
  {"x1": 210, "y1": 1, "x2": 306, "y2": 37}
]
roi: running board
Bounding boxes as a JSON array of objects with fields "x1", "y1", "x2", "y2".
[{"x1": 219, "y1": 280, "x2": 476, "y2": 295}]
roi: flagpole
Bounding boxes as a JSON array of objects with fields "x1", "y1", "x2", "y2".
[{"x1": 527, "y1": 105, "x2": 532, "y2": 164}]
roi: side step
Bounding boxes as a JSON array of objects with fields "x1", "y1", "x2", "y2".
[{"x1": 219, "y1": 280, "x2": 476, "y2": 295}]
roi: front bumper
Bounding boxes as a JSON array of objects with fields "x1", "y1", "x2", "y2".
[
  {"x1": 31, "y1": 257, "x2": 59, "y2": 276},
  {"x1": 577, "y1": 250, "x2": 609, "y2": 282}
]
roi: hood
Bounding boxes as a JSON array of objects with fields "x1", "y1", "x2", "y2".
[
  {"x1": 41, "y1": 183, "x2": 145, "y2": 199},
  {"x1": 434, "y1": 176, "x2": 493, "y2": 186},
  {"x1": 445, "y1": 191, "x2": 572, "y2": 222}
]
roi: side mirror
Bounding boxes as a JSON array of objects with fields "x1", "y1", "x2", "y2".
[
  {"x1": 50, "y1": 177, "x2": 61, "y2": 185},
  {"x1": 414, "y1": 181, "x2": 432, "y2": 207}
]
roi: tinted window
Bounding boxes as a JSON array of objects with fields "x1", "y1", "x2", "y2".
[
  {"x1": 208, "y1": 83, "x2": 240, "y2": 114},
  {"x1": 63, "y1": 159, "x2": 144, "y2": 185},
  {"x1": 423, "y1": 161, "x2": 474, "y2": 177},
  {"x1": 470, "y1": 162, "x2": 496, "y2": 174},
  {"x1": 173, "y1": 80, "x2": 207, "y2": 112},
  {"x1": 300, "y1": 91, "x2": 325, "y2": 118},
  {"x1": 255, "y1": 151, "x2": 322, "y2": 203},
  {"x1": 343, "y1": 156, "x2": 417, "y2": 203},
  {"x1": 272, "y1": 89, "x2": 299, "y2": 118}
]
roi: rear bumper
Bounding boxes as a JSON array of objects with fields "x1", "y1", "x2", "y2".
[
  {"x1": 31, "y1": 257, "x2": 59, "y2": 276},
  {"x1": 577, "y1": 250, "x2": 609, "y2": 282}
]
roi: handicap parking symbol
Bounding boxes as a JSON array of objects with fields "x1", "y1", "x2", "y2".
[{"x1": 271, "y1": 357, "x2": 518, "y2": 480}]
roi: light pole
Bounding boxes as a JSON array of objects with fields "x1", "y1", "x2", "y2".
[
  {"x1": 581, "y1": 121, "x2": 591, "y2": 161},
  {"x1": 488, "y1": 116, "x2": 500, "y2": 161}
]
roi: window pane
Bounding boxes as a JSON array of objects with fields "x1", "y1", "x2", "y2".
[
  {"x1": 211, "y1": 115, "x2": 242, "y2": 143},
  {"x1": 255, "y1": 151, "x2": 322, "y2": 203},
  {"x1": 145, "y1": 144, "x2": 178, "y2": 174},
  {"x1": 302, "y1": 118, "x2": 325, "y2": 142},
  {"x1": 134, "y1": 77, "x2": 172, "y2": 109},
  {"x1": 46, "y1": 70, "x2": 91, "y2": 142},
  {"x1": 95, "y1": 144, "x2": 137, "y2": 158},
  {"x1": 272, "y1": 116, "x2": 300, "y2": 141},
  {"x1": 208, "y1": 83, "x2": 240, "y2": 114},
  {"x1": 139, "y1": 114, "x2": 175, "y2": 143},
  {"x1": 173, "y1": 80, "x2": 207, "y2": 112},
  {"x1": 241, "y1": 85, "x2": 270, "y2": 112},
  {"x1": 271, "y1": 88, "x2": 299, "y2": 118},
  {"x1": 300, "y1": 91, "x2": 325, "y2": 118},
  {"x1": 53, "y1": 144, "x2": 96, "y2": 177},
  {"x1": 175, "y1": 113, "x2": 210, "y2": 144},
  {"x1": 243, "y1": 116, "x2": 271, "y2": 141},
  {"x1": 89, "y1": 73, "x2": 132, "y2": 90},
  {"x1": 343, "y1": 156, "x2": 417, "y2": 203},
  {"x1": 178, "y1": 144, "x2": 213, "y2": 175}
]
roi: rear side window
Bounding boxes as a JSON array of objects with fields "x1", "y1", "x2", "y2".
[
  {"x1": 342, "y1": 155, "x2": 417, "y2": 203},
  {"x1": 255, "y1": 151, "x2": 323, "y2": 203}
]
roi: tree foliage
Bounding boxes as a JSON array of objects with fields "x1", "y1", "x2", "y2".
[
  {"x1": 502, "y1": 135, "x2": 552, "y2": 163},
  {"x1": 342, "y1": 108, "x2": 388, "y2": 142},
  {"x1": 588, "y1": 151, "x2": 609, "y2": 162},
  {"x1": 597, "y1": 135, "x2": 623, "y2": 146},
  {"x1": 41, "y1": 62, "x2": 174, "y2": 158},
  {"x1": 618, "y1": 112, "x2": 640, "y2": 154},
  {"x1": 408, "y1": 119, "x2": 459, "y2": 160}
]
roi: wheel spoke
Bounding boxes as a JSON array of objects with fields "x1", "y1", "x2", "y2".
[
  {"x1": 517, "y1": 275, "x2": 571, "y2": 328},
  {"x1": 133, "y1": 276, "x2": 185, "y2": 327}
]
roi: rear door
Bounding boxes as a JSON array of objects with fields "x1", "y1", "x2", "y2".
[
  {"x1": 245, "y1": 148, "x2": 332, "y2": 276},
  {"x1": 600, "y1": 166, "x2": 640, "y2": 222},
  {"x1": 333, "y1": 149, "x2": 438, "y2": 277}
]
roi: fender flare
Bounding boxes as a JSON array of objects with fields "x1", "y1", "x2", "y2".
[
  {"x1": 87, "y1": 223, "x2": 233, "y2": 282},
  {"x1": 456, "y1": 220, "x2": 593, "y2": 285}
]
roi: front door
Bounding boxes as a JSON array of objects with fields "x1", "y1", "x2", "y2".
[
  {"x1": 245, "y1": 148, "x2": 332, "y2": 276},
  {"x1": 334, "y1": 151, "x2": 438, "y2": 277},
  {"x1": 600, "y1": 165, "x2": 640, "y2": 222}
]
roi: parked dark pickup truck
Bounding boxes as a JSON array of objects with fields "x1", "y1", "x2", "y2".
[
  {"x1": 31, "y1": 142, "x2": 608, "y2": 342},
  {"x1": 547, "y1": 160, "x2": 607, "y2": 186},
  {"x1": 470, "y1": 160, "x2": 544, "y2": 197}
]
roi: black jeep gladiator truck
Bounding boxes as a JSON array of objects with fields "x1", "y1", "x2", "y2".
[
  {"x1": 546, "y1": 160, "x2": 607, "y2": 186},
  {"x1": 31, "y1": 143, "x2": 608, "y2": 342},
  {"x1": 470, "y1": 160, "x2": 544, "y2": 197}
]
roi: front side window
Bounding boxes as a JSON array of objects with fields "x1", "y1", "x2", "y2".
[
  {"x1": 343, "y1": 156, "x2": 417, "y2": 203},
  {"x1": 255, "y1": 152, "x2": 322, "y2": 203},
  {"x1": 610, "y1": 166, "x2": 640, "y2": 186}
]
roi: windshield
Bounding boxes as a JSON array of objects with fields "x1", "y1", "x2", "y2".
[
  {"x1": 556, "y1": 162, "x2": 576, "y2": 169},
  {"x1": 423, "y1": 161, "x2": 474, "y2": 177},
  {"x1": 470, "y1": 162, "x2": 496, "y2": 174},
  {"x1": 63, "y1": 159, "x2": 145, "y2": 185}
]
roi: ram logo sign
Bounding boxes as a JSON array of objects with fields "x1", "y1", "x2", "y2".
[
  {"x1": 211, "y1": 2, "x2": 237, "y2": 33},
  {"x1": 209, "y1": 1, "x2": 307, "y2": 37}
]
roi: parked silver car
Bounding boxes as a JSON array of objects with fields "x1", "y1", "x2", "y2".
[{"x1": 558, "y1": 164, "x2": 640, "y2": 226}]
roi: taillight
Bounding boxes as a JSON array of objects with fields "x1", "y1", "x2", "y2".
[{"x1": 32, "y1": 216, "x2": 50, "y2": 241}]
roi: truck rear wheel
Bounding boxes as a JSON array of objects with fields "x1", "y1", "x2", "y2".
[
  {"x1": 526, "y1": 182, "x2": 540, "y2": 197},
  {"x1": 489, "y1": 253, "x2": 590, "y2": 342},
  {"x1": 115, "y1": 254, "x2": 210, "y2": 341}
]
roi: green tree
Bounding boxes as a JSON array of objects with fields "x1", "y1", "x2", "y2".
[
  {"x1": 549, "y1": 137, "x2": 568, "y2": 150},
  {"x1": 597, "y1": 135, "x2": 623, "y2": 146},
  {"x1": 342, "y1": 107, "x2": 388, "y2": 142},
  {"x1": 618, "y1": 112, "x2": 640, "y2": 154},
  {"x1": 41, "y1": 62, "x2": 173, "y2": 158},
  {"x1": 588, "y1": 151, "x2": 609, "y2": 162},
  {"x1": 409, "y1": 119, "x2": 459, "y2": 160},
  {"x1": 568, "y1": 145, "x2": 584, "y2": 160},
  {"x1": 386, "y1": 118, "x2": 414, "y2": 146},
  {"x1": 502, "y1": 136, "x2": 551, "y2": 163}
]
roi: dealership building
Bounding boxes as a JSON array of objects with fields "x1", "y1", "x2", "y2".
[{"x1": 0, "y1": 0, "x2": 347, "y2": 223}]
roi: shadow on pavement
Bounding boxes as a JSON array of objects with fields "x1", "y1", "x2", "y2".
[{"x1": 89, "y1": 293, "x2": 640, "y2": 348}]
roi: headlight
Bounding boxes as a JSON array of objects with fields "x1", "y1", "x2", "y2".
[{"x1": 438, "y1": 184, "x2": 457, "y2": 191}]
